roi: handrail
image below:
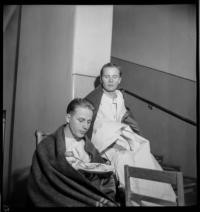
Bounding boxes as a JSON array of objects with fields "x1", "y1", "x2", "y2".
[{"x1": 124, "y1": 89, "x2": 197, "y2": 126}]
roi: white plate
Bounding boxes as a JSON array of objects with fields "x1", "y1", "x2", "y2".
[{"x1": 77, "y1": 162, "x2": 114, "y2": 173}]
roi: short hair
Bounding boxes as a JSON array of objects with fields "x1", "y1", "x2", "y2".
[
  {"x1": 66, "y1": 98, "x2": 95, "y2": 114},
  {"x1": 100, "y1": 62, "x2": 122, "y2": 78}
]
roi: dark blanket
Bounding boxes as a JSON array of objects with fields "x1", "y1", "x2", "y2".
[{"x1": 27, "y1": 125, "x2": 118, "y2": 207}]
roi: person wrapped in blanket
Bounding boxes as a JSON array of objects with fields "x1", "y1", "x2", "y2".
[
  {"x1": 85, "y1": 63, "x2": 176, "y2": 206},
  {"x1": 27, "y1": 98, "x2": 119, "y2": 207}
]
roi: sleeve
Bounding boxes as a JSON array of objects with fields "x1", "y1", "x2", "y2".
[{"x1": 121, "y1": 108, "x2": 141, "y2": 135}]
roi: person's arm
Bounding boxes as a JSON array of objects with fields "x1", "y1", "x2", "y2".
[
  {"x1": 120, "y1": 89, "x2": 141, "y2": 135},
  {"x1": 121, "y1": 108, "x2": 141, "y2": 135}
]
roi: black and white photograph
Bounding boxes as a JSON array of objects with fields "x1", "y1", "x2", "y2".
[{"x1": 2, "y1": 2, "x2": 199, "y2": 209}]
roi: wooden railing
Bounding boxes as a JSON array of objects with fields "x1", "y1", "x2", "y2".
[{"x1": 123, "y1": 89, "x2": 197, "y2": 126}]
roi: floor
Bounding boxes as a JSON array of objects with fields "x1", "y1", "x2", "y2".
[
  {"x1": 184, "y1": 190, "x2": 197, "y2": 206},
  {"x1": 183, "y1": 177, "x2": 197, "y2": 206}
]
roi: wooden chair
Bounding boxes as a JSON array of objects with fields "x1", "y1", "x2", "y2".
[
  {"x1": 124, "y1": 165, "x2": 185, "y2": 206},
  {"x1": 35, "y1": 130, "x2": 49, "y2": 147}
]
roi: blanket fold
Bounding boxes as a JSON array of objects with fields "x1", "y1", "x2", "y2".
[{"x1": 27, "y1": 125, "x2": 118, "y2": 207}]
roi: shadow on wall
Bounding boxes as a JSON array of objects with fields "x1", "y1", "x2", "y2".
[{"x1": 10, "y1": 166, "x2": 30, "y2": 207}]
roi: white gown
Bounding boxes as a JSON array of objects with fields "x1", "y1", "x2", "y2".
[{"x1": 91, "y1": 91, "x2": 176, "y2": 206}]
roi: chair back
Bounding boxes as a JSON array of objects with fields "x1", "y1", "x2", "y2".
[
  {"x1": 35, "y1": 130, "x2": 49, "y2": 147},
  {"x1": 124, "y1": 165, "x2": 185, "y2": 206}
]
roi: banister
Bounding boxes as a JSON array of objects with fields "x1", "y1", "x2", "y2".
[{"x1": 123, "y1": 89, "x2": 197, "y2": 126}]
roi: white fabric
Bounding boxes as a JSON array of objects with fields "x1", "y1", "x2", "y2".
[
  {"x1": 92, "y1": 90, "x2": 127, "y2": 136},
  {"x1": 92, "y1": 121, "x2": 126, "y2": 153},
  {"x1": 91, "y1": 122, "x2": 176, "y2": 205},
  {"x1": 65, "y1": 137, "x2": 91, "y2": 169}
]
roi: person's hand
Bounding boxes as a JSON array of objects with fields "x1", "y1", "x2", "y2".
[
  {"x1": 105, "y1": 160, "x2": 111, "y2": 165},
  {"x1": 65, "y1": 151, "x2": 77, "y2": 164},
  {"x1": 65, "y1": 151, "x2": 74, "y2": 157},
  {"x1": 120, "y1": 128, "x2": 133, "y2": 141}
]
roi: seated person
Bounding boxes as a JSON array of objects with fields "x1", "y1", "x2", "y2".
[
  {"x1": 27, "y1": 98, "x2": 119, "y2": 207},
  {"x1": 85, "y1": 63, "x2": 176, "y2": 206},
  {"x1": 85, "y1": 62, "x2": 141, "y2": 140}
]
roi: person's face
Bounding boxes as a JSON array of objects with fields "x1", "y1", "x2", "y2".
[
  {"x1": 101, "y1": 67, "x2": 121, "y2": 92},
  {"x1": 66, "y1": 106, "x2": 93, "y2": 140}
]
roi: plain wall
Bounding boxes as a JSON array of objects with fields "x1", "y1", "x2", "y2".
[
  {"x1": 112, "y1": 5, "x2": 196, "y2": 81},
  {"x1": 4, "y1": 6, "x2": 75, "y2": 204},
  {"x1": 72, "y1": 5, "x2": 113, "y2": 98},
  {"x1": 12, "y1": 4, "x2": 75, "y2": 170},
  {"x1": 111, "y1": 4, "x2": 197, "y2": 177}
]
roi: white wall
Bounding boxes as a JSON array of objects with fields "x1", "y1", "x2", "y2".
[
  {"x1": 73, "y1": 74, "x2": 96, "y2": 98},
  {"x1": 112, "y1": 5, "x2": 196, "y2": 81},
  {"x1": 72, "y1": 5, "x2": 113, "y2": 98}
]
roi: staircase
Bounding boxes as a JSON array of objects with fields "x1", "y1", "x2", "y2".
[{"x1": 154, "y1": 154, "x2": 197, "y2": 205}]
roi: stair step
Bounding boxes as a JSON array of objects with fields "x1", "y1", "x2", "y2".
[
  {"x1": 183, "y1": 176, "x2": 196, "y2": 193},
  {"x1": 162, "y1": 164, "x2": 181, "y2": 171},
  {"x1": 153, "y1": 154, "x2": 196, "y2": 194}
]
